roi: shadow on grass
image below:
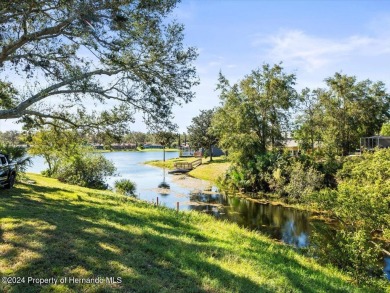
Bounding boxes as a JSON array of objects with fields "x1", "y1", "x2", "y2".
[
  {"x1": 202, "y1": 158, "x2": 229, "y2": 165},
  {"x1": 0, "y1": 183, "x2": 368, "y2": 292}
]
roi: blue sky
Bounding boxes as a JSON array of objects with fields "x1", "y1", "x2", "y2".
[
  {"x1": 2, "y1": 0, "x2": 390, "y2": 133},
  {"x1": 169, "y1": 0, "x2": 390, "y2": 132}
]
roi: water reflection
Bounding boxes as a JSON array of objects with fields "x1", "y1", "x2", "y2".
[
  {"x1": 385, "y1": 258, "x2": 390, "y2": 279},
  {"x1": 188, "y1": 193, "x2": 311, "y2": 248},
  {"x1": 28, "y1": 152, "x2": 389, "y2": 280},
  {"x1": 157, "y1": 168, "x2": 170, "y2": 192}
]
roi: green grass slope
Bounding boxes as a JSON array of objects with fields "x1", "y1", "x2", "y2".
[
  {"x1": 0, "y1": 174, "x2": 381, "y2": 292},
  {"x1": 145, "y1": 156, "x2": 230, "y2": 183}
]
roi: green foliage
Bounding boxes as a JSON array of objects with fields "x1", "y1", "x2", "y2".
[
  {"x1": 316, "y1": 156, "x2": 344, "y2": 188},
  {"x1": 380, "y1": 122, "x2": 390, "y2": 136},
  {"x1": 28, "y1": 127, "x2": 85, "y2": 177},
  {"x1": 114, "y1": 179, "x2": 137, "y2": 196},
  {"x1": 327, "y1": 150, "x2": 389, "y2": 234},
  {"x1": 56, "y1": 153, "x2": 116, "y2": 190},
  {"x1": 1, "y1": 173, "x2": 376, "y2": 292},
  {"x1": 220, "y1": 150, "x2": 292, "y2": 193},
  {"x1": 293, "y1": 88, "x2": 325, "y2": 152},
  {"x1": 0, "y1": 81, "x2": 17, "y2": 109},
  {"x1": 0, "y1": 143, "x2": 26, "y2": 162},
  {"x1": 295, "y1": 74, "x2": 390, "y2": 156},
  {"x1": 311, "y1": 229, "x2": 383, "y2": 283},
  {"x1": 0, "y1": 0, "x2": 198, "y2": 131},
  {"x1": 187, "y1": 109, "x2": 218, "y2": 161},
  {"x1": 212, "y1": 63, "x2": 297, "y2": 163},
  {"x1": 307, "y1": 149, "x2": 390, "y2": 281},
  {"x1": 28, "y1": 126, "x2": 116, "y2": 189},
  {"x1": 334, "y1": 150, "x2": 390, "y2": 231},
  {"x1": 284, "y1": 161, "x2": 324, "y2": 201},
  {"x1": 0, "y1": 130, "x2": 23, "y2": 145},
  {"x1": 154, "y1": 131, "x2": 176, "y2": 147}
]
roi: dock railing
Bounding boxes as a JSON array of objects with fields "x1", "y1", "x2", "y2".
[{"x1": 174, "y1": 158, "x2": 202, "y2": 170}]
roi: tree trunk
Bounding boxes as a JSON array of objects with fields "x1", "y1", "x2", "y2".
[{"x1": 209, "y1": 144, "x2": 213, "y2": 162}]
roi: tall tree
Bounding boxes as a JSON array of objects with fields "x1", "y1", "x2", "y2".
[
  {"x1": 298, "y1": 73, "x2": 390, "y2": 156},
  {"x1": 212, "y1": 63, "x2": 297, "y2": 163},
  {"x1": 293, "y1": 88, "x2": 325, "y2": 153},
  {"x1": 294, "y1": 74, "x2": 390, "y2": 156},
  {"x1": 124, "y1": 131, "x2": 147, "y2": 147},
  {"x1": 0, "y1": 1, "x2": 198, "y2": 131},
  {"x1": 187, "y1": 109, "x2": 218, "y2": 162}
]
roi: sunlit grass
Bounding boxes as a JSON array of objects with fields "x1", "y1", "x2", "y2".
[
  {"x1": 0, "y1": 174, "x2": 386, "y2": 292},
  {"x1": 188, "y1": 158, "x2": 230, "y2": 182},
  {"x1": 145, "y1": 156, "x2": 230, "y2": 183}
]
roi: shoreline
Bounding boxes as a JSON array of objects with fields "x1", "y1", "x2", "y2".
[
  {"x1": 144, "y1": 156, "x2": 330, "y2": 215},
  {"x1": 1, "y1": 173, "x2": 374, "y2": 292}
]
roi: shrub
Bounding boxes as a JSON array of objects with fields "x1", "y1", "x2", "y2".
[
  {"x1": 114, "y1": 179, "x2": 137, "y2": 196},
  {"x1": 56, "y1": 153, "x2": 116, "y2": 189},
  {"x1": 284, "y1": 161, "x2": 324, "y2": 201},
  {"x1": 311, "y1": 229, "x2": 383, "y2": 283},
  {"x1": 308, "y1": 149, "x2": 390, "y2": 282}
]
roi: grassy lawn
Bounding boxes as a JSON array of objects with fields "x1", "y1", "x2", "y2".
[
  {"x1": 145, "y1": 156, "x2": 230, "y2": 183},
  {"x1": 188, "y1": 158, "x2": 230, "y2": 182},
  {"x1": 0, "y1": 174, "x2": 384, "y2": 292}
]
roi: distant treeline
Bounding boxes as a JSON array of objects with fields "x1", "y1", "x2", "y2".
[{"x1": 0, "y1": 130, "x2": 189, "y2": 150}]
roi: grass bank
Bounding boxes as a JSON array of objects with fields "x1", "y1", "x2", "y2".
[
  {"x1": 145, "y1": 156, "x2": 230, "y2": 183},
  {"x1": 139, "y1": 148, "x2": 179, "y2": 152},
  {"x1": 0, "y1": 174, "x2": 384, "y2": 292}
]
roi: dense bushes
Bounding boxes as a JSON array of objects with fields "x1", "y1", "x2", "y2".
[
  {"x1": 219, "y1": 150, "x2": 327, "y2": 201},
  {"x1": 28, "y1": 127, "x2": 117, "y2": 190},
  {"x1": 114, "y1": 179, "x2": 137, "y2": 196},
  {"x1": 56, "y1": 153, "x2": 116, "y2": 190},
  {"x1": 221, "y1": 149, "x2": 390, "y2": 281},
  {"x1": 314, "y1": 149, "x2": 390, "y2": 236},
  {"x1": 284, "y1": 162, "x2": 324, "y2": 200},
  {"x1": 306, "y1": 149, "x2": 390, "y2": 282}
]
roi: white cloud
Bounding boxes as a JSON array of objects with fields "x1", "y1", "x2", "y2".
[{"x1": 256, "y1": 29, "x2": 390, "y2": 72}]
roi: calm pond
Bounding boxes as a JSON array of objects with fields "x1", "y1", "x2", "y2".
[{"x1": 28, "y1": 151, "x2": 390, "y2": 279}]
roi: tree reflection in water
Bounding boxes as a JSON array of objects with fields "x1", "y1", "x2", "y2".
[
  {"x1": 157, "y1": 168, "x2": 170, "y2": 196},
  {"x1": 188, "y1": 192, "x2": 313, "y2": 247}
]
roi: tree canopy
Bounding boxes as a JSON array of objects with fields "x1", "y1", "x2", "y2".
[
  {"x1": 187, "y1": 109, "x2": 218, "y2": 161},
  {"x1": 212, "y1": 63, "x2": 297, "y2": 162},
  {"x1": 0, "y1": 0, "x2": 198, "y2": 131},
  {"x1": 380, "y1": 122, "x2": 390, "y2": 136},
  {"x1": 294, "y1": 73, "x2": 390, "y2": 156}
]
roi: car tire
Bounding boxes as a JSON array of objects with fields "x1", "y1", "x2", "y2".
[{"x1": 5, "y1": 174, "x2": 15, "y2": 189}]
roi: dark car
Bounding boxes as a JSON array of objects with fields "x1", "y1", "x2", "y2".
[{"x1": 0, "y1": 153, "x2": 17, "y2": 189}]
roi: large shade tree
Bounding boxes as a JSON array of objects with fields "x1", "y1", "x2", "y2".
[
  {"x1": 0, "y1": 1, "x2": 198, "y2": 131},
  {"x1": 212, "y1": 63, "x2": 297, "y2": 162}
]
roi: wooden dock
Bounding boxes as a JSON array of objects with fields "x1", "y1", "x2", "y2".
[{"x1": 168, "y1": 158, "x2": 202, "y2": 174}]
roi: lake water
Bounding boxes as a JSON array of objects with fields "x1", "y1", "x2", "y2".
[
  {"x1": 28, "y1": 151, "x2": 390, "y2": 279},
  {"x1": 27, "y1": 151, "x2": 314, "y2": 246}
]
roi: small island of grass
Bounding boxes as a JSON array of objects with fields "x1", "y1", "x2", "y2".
[{"x1": 145, "y1": 156, "x2": 231, "y2": 183}]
